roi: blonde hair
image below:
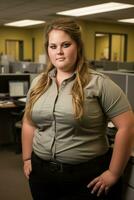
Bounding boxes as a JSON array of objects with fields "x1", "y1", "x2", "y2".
[{"x1": 25, "y1": 18, "x2": 90, "y2": 120}]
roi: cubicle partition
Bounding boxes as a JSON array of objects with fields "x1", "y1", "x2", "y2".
[
  {"x1": 93, "y1": 60, "x2": 134, "y2": 71},
  {"x1": 9, "y1": 61, "x2": 46, "y2": 74},
  {"x1": 127, "y1": 75, "x2": 134, "y2": 110},
  {"x1": 100, "y1": 70, "x2": 134, "y2": 110}
]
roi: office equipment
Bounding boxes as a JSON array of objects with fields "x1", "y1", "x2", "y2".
[
  {"x1": 0, "y1": 74, "x2": 30, "y2": 98},
  {"x1": 9, "y1": 81, "x2": 28, "y2": 97}
]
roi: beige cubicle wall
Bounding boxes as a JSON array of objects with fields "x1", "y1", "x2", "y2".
[{"x1": 100, "y1": 70, "x2": 134, "y2": 110}]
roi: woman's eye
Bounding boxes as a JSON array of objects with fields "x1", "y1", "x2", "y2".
[
  {"x1": 49, "y1": 45, "x2": 56, "y2": 49},
  {"x1": 63, "y1": 43, "x2": 71, "y2": 48}
]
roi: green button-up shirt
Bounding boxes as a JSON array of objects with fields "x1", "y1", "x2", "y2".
[{"x1": 28, "y1": 69, "x2": 131, "y2": 164}]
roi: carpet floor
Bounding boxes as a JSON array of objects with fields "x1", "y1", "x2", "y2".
[{"x1": 0, "y1": 145, "x2": 32, "y2": 200}]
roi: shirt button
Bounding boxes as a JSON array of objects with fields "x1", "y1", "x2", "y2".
[{"x1": 62, "y1": 81, "x2": 66, "y2": 85}]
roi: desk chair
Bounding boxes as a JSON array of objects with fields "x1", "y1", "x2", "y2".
[
  {"x1": 11, "y1": 110, "x2": 23, "y2": 154},
  {"x1": 14, "y1": 120, "x2": 22, "y2": 154},
  {"x1": 11, "y1": 98, "x2": 26, "y2": 153}
]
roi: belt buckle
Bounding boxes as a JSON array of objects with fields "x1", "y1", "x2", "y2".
[{"x1": 49, "y1": 161, "x2": 63, "y2": 172}]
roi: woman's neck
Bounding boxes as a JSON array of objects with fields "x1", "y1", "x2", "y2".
[{"x1": 56, "y1": 70, "x2": 74, "y2": 86}]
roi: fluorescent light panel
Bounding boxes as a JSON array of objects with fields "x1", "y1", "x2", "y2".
[
  {"x1": 4, "y1": 20, "x2": 45, "y2": 27},
  {"x1": 57, "y1": 2, "x2": 134, "y2": 17},
  {"x1": 96, "y1": 33, "x2": 105, "y2": 37},
  {"x1": 118, "y1": 18, "x2": 134, "y2": 23}
]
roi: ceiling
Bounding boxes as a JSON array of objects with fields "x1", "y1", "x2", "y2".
[{"x1": 0, "y1": 0, "x2": 134, "y2": 27}]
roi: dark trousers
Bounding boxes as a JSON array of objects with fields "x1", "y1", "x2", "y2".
[{"x1": 29, "y1": 150, "x2": 123, "y2": 200}]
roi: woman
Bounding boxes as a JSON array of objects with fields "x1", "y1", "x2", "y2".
[{"x1": 22, "y1": 18, "x2": 134, "y2": 200}]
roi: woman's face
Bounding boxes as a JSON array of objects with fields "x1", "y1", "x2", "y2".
[{"x1": 48, "y1": 29, "x2": 78, "y2": 73}]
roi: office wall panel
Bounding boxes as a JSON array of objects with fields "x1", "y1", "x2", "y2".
[
  {"x1": 101, "y1": 71, "x2": 134, "y2": 110},
  {"x1": 102, "y1": 71, "x2": 126, "y2": 93},
  {"x1": 127, "y1": 75, "x2": 134, "y2": 110}
]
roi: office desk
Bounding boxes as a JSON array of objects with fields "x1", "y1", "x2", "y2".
[
  {"x1": 0, "y1": 101, "x2": 16, "y2": 108},
  {"x1": 0, "y1": 101, "x2": 23, "y2": 144}
]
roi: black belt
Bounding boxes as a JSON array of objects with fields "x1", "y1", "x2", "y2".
[
  {"x1": 32, "y1": 152, "x2": 77, "y2": 172},
  {"x1": 32, "y1": 149, "x2": 112, "y2": 173}
]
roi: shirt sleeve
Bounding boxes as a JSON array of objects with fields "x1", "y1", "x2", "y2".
[{"x1": 99, "y1": 75, "x2": 132, "y2": 119}]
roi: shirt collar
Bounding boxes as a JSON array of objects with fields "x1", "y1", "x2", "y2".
[
  {"x1": 48, "y1": 68, "x2": 57, "y2": 78},
  {"x1": 48, "y1": 68, "x2": 76, "y2": 81}
]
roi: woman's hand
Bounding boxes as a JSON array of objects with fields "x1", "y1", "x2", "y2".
[
  {"x1": 23, "y1": 159, "x2": 32, "y2": 179},
  {"x1": 87, "y1": 169, "x2": 119, "y2": 197}
]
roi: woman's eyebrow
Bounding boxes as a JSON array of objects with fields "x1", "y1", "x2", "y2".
[{"x1": 49, "y1": 43, "x2": 55, "y2": 45}]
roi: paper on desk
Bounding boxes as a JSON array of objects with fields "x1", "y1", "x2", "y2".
[
  {"x1": 18, "y1": 97, "x2": 26, "y2": 102},
  {"x1": 108, "y1": 122, "x2": 115, "y2": 128}
]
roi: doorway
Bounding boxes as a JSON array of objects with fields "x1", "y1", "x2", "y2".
[
  {"x1": 94, "y1": 32, "x2": 127, "y2": 62},
  {"x1": 5, "y1": 40, "x2": 24, "y2": 61}
]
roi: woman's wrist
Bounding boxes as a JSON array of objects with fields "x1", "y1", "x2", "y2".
[
  {"x1": 23, "y1": 158, "x2": 31, "y2": 162},
  {"x1": 108, "y1": 168, "x2": 121, "y2": 179}
]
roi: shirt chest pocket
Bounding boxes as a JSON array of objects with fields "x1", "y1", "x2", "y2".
[
  {"x1": 81, "y1": 97, "x2": 105, "y2": 128},
  {"x1": 85, "y1": 96, "x2": 103, "y2": 114}
]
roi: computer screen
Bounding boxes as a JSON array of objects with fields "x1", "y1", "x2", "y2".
[{"x1": 9, "y1": 81, "x2": 29, "y2": 97}]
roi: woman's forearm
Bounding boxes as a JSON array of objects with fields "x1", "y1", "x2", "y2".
[
  {"x1": 21, "y1": 121, "x2": 35, "y2": 161},
  {"x1": 109, "y1": 128, "x2": 133, "y2": 178}
]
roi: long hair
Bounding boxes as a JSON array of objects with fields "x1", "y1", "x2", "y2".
[{"x1": 25, "y1": 18, "x2": 90, "y2": 120}]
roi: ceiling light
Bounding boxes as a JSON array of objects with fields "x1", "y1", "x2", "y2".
[
  {"x1": 118, "y1": 18, "x2": 134, "y2": 24},
  {"x1": 4, "y1": 20, "x2": 45, "y2": 27},
  {"x1": 57, "y1": 2, "x2": 134, "y2": 17},
  {"x1": 96, "y1": 33, "x2": 105, "y2": 37}
]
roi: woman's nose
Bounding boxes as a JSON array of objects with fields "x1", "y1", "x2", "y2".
[{"x1": 57, "y1": 46, "x2": 63, "y2": 54}]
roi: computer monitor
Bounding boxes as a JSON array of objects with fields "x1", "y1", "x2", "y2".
[{"x1": 9, "y1": 81, "x2": 29, "y2": 97}]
